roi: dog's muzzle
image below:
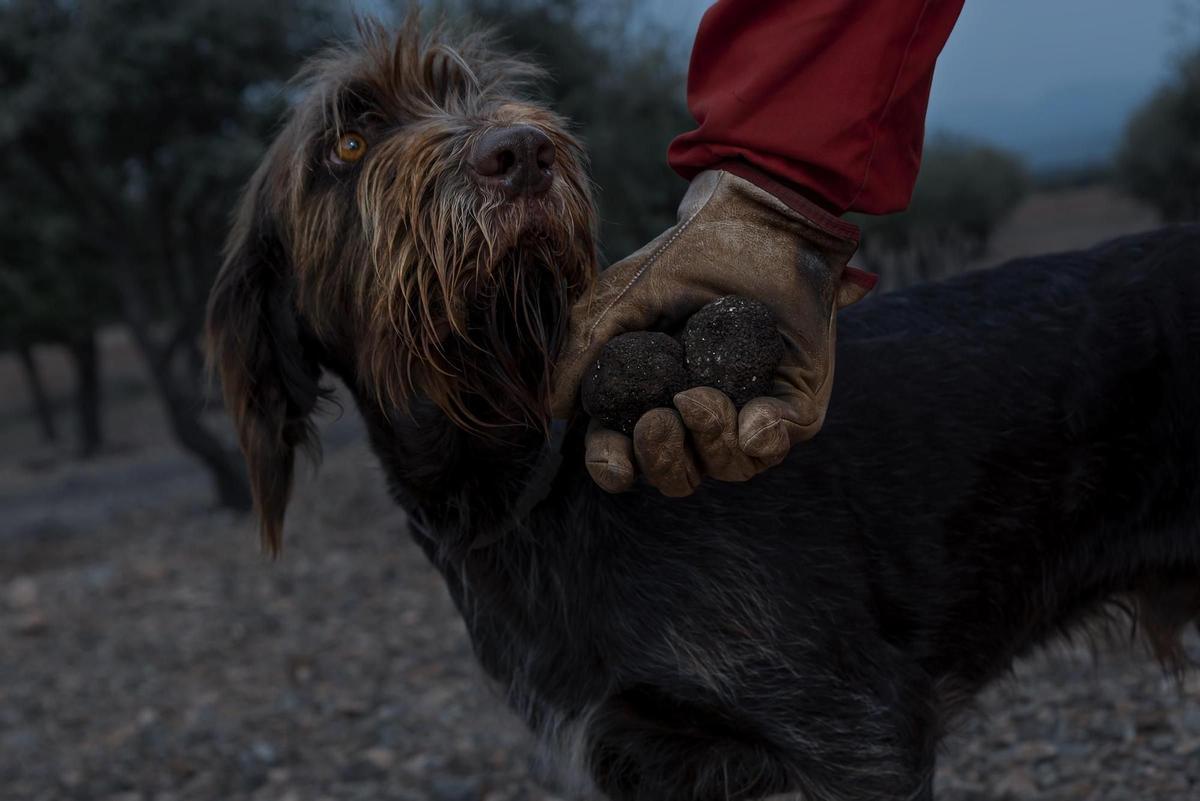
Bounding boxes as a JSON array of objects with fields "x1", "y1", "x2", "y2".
[{"x1": 469, "y1": 125, "x2": 556, "y2": 199}]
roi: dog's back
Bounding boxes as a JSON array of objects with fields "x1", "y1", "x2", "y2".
[
  {"x1": 829, "y1": 225, "x2": 1200, "y2": 676},
  {"x1": 519, "y1": 227, "x2": 1200, "y2": 801},
  {"x1": 201, "y1": 22, "x2": 1200, "y2": 796}
]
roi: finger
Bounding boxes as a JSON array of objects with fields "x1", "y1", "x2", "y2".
[
  {"x1": 549, "y1": 303, "x2": 602, "y2": 420},
  {"x1": 632, "y1": 408, "x2": 701, "y2": 498},
  {"x1": 737, "y1": 396, "x2": 805, "y2": 464},
  {"x1": 549, "y1": 292, "x2": 658, "y2": 420},
  {"x1": 549, "y1": 354, "x2": 591, "y2": 421},
  {"x1": 673, "y1": 387, "x2": 761, "y2": 482},
  {"x1": 584, "y1": 419, "x2": 636, "y2": 493}
]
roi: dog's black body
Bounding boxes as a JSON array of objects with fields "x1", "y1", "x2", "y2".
[
  {"x1": 334, "y1": 227, "x2": 1200, "y2": 801},
  {"x1": 200, "y1": 20, "x2": 1198, "y2": 798}
]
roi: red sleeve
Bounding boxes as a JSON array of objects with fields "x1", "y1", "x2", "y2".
[{"x1": 668, "y1": 0, "x2": 965, "y2": 216}]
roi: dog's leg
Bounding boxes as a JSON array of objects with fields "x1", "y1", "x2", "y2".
[
  {"x1": 585, "y1": 701, "x2": 794, "y2": 801},
  {"x1": 583, "y1": 679, "x2": 938, "y2": 801}
]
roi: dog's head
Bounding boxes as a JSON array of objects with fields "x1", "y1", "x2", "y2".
[{"x1": 206, "y1": 15, "x2": 597, "y2": 550}]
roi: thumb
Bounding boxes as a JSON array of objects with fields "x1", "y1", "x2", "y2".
[
  {"x1": 550, "y1": 324, "x2": 598, "y2": 420},
  {"x1": 549, "y1": 293, "x2": 653, "y2": 419}
]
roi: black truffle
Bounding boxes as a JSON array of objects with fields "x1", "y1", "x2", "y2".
[
  {"x1": 682, "y1": 296, "x2": 784, "y2": 406},
  {"x1": 581, "y1": 332, "x2": 690, "y2": 435}
]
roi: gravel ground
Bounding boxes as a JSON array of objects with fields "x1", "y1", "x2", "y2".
[{"x1": 2, "y1": 404, "x2": 1199, "y2": 800}]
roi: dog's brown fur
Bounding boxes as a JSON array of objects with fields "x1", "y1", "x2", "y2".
[
  {"x1": 206, "y1": 15, "x2": 1200, "y2": 801},
  {"x1": 207, "y1": 13, "x2": 596, "y2": 552}
]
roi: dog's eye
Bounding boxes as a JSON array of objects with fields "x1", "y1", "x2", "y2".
[{"x1": 334, "y1": 132, "x2": 367, "y2": 163}]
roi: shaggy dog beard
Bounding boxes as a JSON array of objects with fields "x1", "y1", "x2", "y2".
[
  {"x1": 454, "y1": 230, "x2": 583, "y2": 433},
  {"x1": 354, "y1": 168, "x2": 595, "y2": 435}
]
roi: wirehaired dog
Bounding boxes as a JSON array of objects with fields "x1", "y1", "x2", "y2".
[{"x1": 206, "y1": 17, "x2": 1200, "y2": 801}]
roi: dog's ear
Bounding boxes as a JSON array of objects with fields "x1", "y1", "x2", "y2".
[{"x1": 206, "y1": 163, "x2": 323, "y2": 555}]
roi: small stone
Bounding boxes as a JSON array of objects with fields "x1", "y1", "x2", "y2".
[
  {"x1": 402, "y1": 752, "x2": 438, "y2": 774},
  {"x1": 993, "y1": 767, "x2": 1038, "y2": 799},
  {"x1": 1174, "y1": 737, "x2": 1200, "y2": 756},
  {"x1": 6, "y1": 577, "x2": 38, "y2": 608},
  {"x1": 431, "y1": 775, "x2": 481, "y2": 801},
  {"x1": 250, "y1": 740, "x2": 278, "y2": 764},
  {"x1": 362, "y1": 746, "x2": 395, "y2": 771},
  {"x1": 61, "y1": 765, "x2": 85, "y2": 788},
  {"x1": 1033, "y1": 758, "x2": 1060, "y2": 788},
  {"x1": 1149, "y1": 733, "x2": 1174, "y2": 752},
  {"x1": 341, "y1": 757, "x2": 386, "y2": 782},
  {"x1": 1013, "y1": 741, "x2": 1059, "y2": 762},
  {"x1": 336, "y1": 696, "x2": 369, "y2": 717},
  {"x1": 14, "y1": 611, "x2": 48, "y2": 636}
]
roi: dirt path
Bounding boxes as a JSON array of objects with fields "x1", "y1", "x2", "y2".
[
  {"x1": 2, "y1": 300, "x2": 1197, "y2": 800},
  {"x1": 2, "y1": 432, "x2": 1198, "y2": 801},
  {"x1": 0, "y1": 384, "x2": 362, "y2": 542}
]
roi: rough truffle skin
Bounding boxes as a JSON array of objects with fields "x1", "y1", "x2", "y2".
[
  {"x1": 682, "y1": 296, "x2": 784, "y2": 406},
  {"x1": 581, "y1": 332, "x2": 690, "y2": 435}
]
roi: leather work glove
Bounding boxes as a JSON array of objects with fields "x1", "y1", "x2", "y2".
[{"x1": 551, "y1": 167, "x2": 876, "y2": 497}]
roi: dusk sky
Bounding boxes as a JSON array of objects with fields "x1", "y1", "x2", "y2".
[{"x1": 647, "y1": 0, "x2": 1198, "y2": 168}]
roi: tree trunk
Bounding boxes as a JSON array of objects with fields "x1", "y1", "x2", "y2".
[
  {"x1": 15, "y1": 344, "x2": 58, "y2": 443},
  {"x1": 67, "y1": 331, "x2": 103, "y2": 457},
  {"x1": 122, "y1": 314, "x2": 253, "y2": 512},
  {"x1": 157, "y1": 369, "x2": 253, "y2": 511}
]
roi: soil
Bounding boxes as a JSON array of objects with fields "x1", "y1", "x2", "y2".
[{"x1": 2, "y1": 317, "x2": 1198, "y2": 801}]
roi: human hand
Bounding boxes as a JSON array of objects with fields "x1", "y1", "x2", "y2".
[{"x1": 551, "y1": 169, "x2": 875, "y2": 496}]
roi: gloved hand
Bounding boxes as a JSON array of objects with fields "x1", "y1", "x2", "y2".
[{"x1": 551, "y1": 167, "x2": 876, "y2": 496}]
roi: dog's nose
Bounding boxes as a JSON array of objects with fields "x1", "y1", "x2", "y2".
[{"x1": 469, "y1": 125, "x2": 555, "y2": 198}]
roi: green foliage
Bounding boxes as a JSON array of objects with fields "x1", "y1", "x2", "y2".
[
  {"x1": 0, "y1": 0, "x2": 329, "y2": 343},
  {"x1": 856, "y1": 134, "x2": 1030, "y2": 255},
  {"x1": 0, "y1": 174, "x2": 110, "y2": 346},
  {"x1": 1, "y1": 0, "x2": 695, "y2": 356},
  {"x1": 1033, "y1": 161, "x2": 1115, "y2": 193},
  {"x1": 0, "y1": 4, "x2": 108, "y2": 347},
  {"x1": 0, "y1": 0, "x2": 333, "y2": 501},
  {"x1": 449, "y1": 0, "x2": 693, "y2": 260},
  {"x1": 1117, "y1": 47, "x2": 1200, "y2": 221},
  {"x1": 850, "y1": 135, "x2": 1029, "y2": 292}
]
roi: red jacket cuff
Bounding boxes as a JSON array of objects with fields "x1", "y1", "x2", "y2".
[{"x1": 714, "y1": 159, "x2": 861, "y2": 245}]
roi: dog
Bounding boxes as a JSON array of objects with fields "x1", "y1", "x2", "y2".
[{"x1": 206, "y1": 17, "x2": 1200, "y2": 801}]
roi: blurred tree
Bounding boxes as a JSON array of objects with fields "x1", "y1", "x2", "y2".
[
  {"x1": 450, "y1": 0, "x2": 692, "y2": 260},
  {"x1": 860, "y1": 134, "x2": 1030, "y2": 255},
  {"x1": 854, "y1": 135, "x2": 1029, "y2": 290},
  {"x1": 0, "y1": 0, "x2": 329, "y2": 505},
  {"x1": 0, "y1": 154, "x2": 111, "y2": 454},
  {"x1": 1117, "y1": 46, "x2": 1200, "y2": 222},
  {"x1": 0, "y1": 266, "x2": 59, "y2": 444}
]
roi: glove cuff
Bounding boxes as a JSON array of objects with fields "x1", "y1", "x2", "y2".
[{"x1": 713, "y1": 159, "x2": 860, "y2": 251}]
